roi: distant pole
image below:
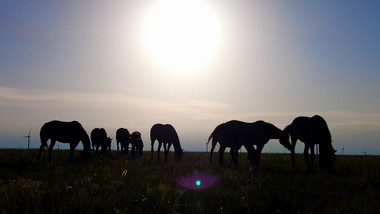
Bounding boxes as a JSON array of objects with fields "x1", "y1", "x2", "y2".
[
  {"x1": 23, "y1": 129, "x2": 31, "y2": 149},
  {"x1": 342, "y1": 147, "x2": 344, "y2": 155}
]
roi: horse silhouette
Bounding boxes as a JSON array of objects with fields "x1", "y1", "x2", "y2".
[
  {"x1": 106, "y1": 137, "x2": 112, "y2": 153},
  {"x1": 284, "y1": 115, "x2": 336, "y2": 172},
  {"x1": 91, "y1": 128, "x2": 109, "y2": 155},
  {"x1": 150, "y1": 124, "x2": 183, "y2": 162},
  {"x1": 130, "y1": 131, "x2": 143, "y2": 157},
  {"x1": 38, "y1": 120, "x2": 91, "y2": 161},
  {"x1": 116, "y1": 128, "x2": 130, "y2": 155},
  {"x1": 209, "y1": 120, "x2": 291, "y2": 166}
]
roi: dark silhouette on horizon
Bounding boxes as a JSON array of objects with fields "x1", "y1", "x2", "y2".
[
  {"x1": 130, "y1": 131, "x2": 144, "y2": 157},
  {"x1": 38, "y1": 120, "x2": 91, "y2": 161},
  {"x1": 284, "y1": 115, "x2": 336, "y2": 172},
  {"x1": 116, "y1": 128, "x2": 130, "y2": 156},
  {"x1": 91, "y1": 128, "x2": 110, "y2": 155},
  {"x1": 208, "y1": 120, "x2": 291, "y2": 166},
  {"x1": 150, "y1": 123, "x2": 183, "y2": 162}
]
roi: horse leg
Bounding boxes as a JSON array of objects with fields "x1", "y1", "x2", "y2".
[
  {"x1": 157, "y1": 141, "x2": 162, "y2": 161},
  {"x1": 256, "y1": 144, "x2": 264, "y2": 166},
  {"x1": 233, "y1": 148, "x2": 239, "y2": 166},
  {"x1": 210, "y1": 139, "x2": 217, "y2": 164},
  {"x1": 96, "y1": 144, "x2": 100, "y2": 155},
  {"x1": 244, "y1": 144, "x2": 256, "y2": 165},
  {"x1": 48, "y1": 139, "x2": 56, "y2": 162},
  {"x1": 235, "y1": 149, "x2": 239, "y2": 165},
  {"x1": 218, "y1": 145, "x2": 226, "y2": 166},
  {"x1": 117, "y1": 142, "x2": 120, "y2": 155},
  {"x1": 310, "y1": 144, "x2": 315, "y2": 172},
  {"x1": 131, "y1": 143, "x2": 136, "y2": 157},
  {"x1": 69, "y1": 141, "x2": 79, "y2": 161},
  {"x1": 290, "y1": 137, "x2": 297, "y2": 168},
  {"x1": 163, "y1": 143, "x2": 169, "y2": 163},
  {"x1": 38, "y1": 138, "x2": 49, "y2": 160},
  {"x1": 230, "y1": 148, "x2": 236, "y2": 165},
  {"x1": 151, "y1": 140, "x2": 155, "y2": 160},
  {"x1": 304, "y1": 144, "x2": 311, "y2": 170}
]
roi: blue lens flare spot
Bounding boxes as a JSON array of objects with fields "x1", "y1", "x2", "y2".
[{"x1": 176, "y1": 173, "x2": 220, "y2": 190}]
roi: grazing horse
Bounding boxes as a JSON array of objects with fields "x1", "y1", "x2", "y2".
[
  {"x1": 284, "y1": 115, "x2": 336, "y2": 172},
  {"x1": 150, "y1": 124, "x2": 183, "y2": 162},
  {"x1": 106, "y1": 137, "x2": 112, "y2": 153},
  {"x1": 209, "y1": 120, "x2": 291, "y2": 166},
  {"x1": 116, "y1": 128, "x2": 130, "y2": 155},
  {"x1": 130, "y1": 131, "x2": 144, "y2": 157},
  {"x1": 38, "y1": 120, "x2": 91, "y2": 161},
  {"x1": 91, "y1": 128, "x2": 108, "y2": 154}
]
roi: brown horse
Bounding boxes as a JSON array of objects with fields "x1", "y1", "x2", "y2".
[
  {"x1": 150, "y1": 124, "x2": 183, "y2": 162},
  {"x1": 116, "y1": 128, "x2": 130, "y2": 156},
  {"x1": 284, "y1": 115, "x2": 336, "y2": 172},
  {"x1": 38, "y1": 120, "x2": 91, "y2": 161},
  {"x1": 208, "y1": 120, "x2": 291, "y2": 166}
]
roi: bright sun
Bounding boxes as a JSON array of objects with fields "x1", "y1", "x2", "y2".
[{"x1": 143, "y1": 0, "x2": 221, "y2": 73}]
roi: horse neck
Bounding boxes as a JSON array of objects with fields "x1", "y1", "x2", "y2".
[
  {"x1": 268, "y1": 126, "x2": 283, "y2": 140},
  {"x1": 172, "y1": 139, "x2": 182, "y2": 152},
  {"x1": 82, "y1": 134, "x2": 91, "y2": 150},
  {"x1": 283, "y1": 125, "x2": 291, "y2": 135},
  {"x1": 318, "y1": 139, "x2": 333, "y2": 153}
]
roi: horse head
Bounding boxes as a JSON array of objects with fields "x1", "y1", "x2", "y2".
[
  {"x1": 279, "y1": 130, "x2": 291, "y2": 150},
  {"x1": 319, "y1": 146, "x2": 337, "y2": 172},
  {"x1": 174, "y1": 149, "x2": 184, "y2": 161},
  {"x1": 81, "y1": 147, "x2": 92, "y2": 160},
  {"x1": 107, "y1": 137, "x2": 113, "y2": 144}
]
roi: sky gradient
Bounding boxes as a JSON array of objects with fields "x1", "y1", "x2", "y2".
[{"x1": 1, "y1": 1, "x2": 380, "y2": 154}]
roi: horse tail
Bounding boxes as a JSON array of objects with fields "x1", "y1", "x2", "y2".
[
  {"x1": 208, "y1": 127, "x2": 219, "y2": 150},
  {"x1": 209, "y1": 124, "x2": 223, "y2": 163},
  {"x1": 39, "y1": 123, "x2": 49, "y2": 148},
  {"x1": 208, "y1": 131, "x2": 214, "y2": 144}
]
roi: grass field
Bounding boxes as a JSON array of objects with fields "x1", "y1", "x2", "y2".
[{"x1": 0, "y1": 149, "x2": 379, "y2": 213}]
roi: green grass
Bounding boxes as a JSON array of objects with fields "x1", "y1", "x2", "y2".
[{"x1": 0, "y1": 149, "x2": 379, "y2": 213}]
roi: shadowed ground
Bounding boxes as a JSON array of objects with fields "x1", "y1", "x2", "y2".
[{"x1": 0, "y1": 149, "x2": 379, "y2": 213}]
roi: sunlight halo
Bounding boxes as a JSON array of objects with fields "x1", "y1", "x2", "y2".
[{"x1": 142, "y1": 0, "x2": 221, "y2": 73}]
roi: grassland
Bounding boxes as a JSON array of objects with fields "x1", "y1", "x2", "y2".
[{"x1": 0, "y1": 149, "x2": 379, "y2": 213}]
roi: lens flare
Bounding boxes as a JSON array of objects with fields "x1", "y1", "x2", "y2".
[{"x1": 176, "y1": 173, "x2": 220, "y2": 190}]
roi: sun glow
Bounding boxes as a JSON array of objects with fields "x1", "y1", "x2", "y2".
[{"x1": 143, "y1": 0, "x2": 221, "y2": 73}]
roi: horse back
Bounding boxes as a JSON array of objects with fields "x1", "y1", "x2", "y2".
[
  {"x1": 150, "y1": 123, "x2": 176, "y2": 142},
  {"x1": 291, "y1": 115, "x2": 331, "y2": 143},
  {"x1": 224, "y1": 120, "x2": 270, "y2": 143},
  {"x1": 41, "y1": 120, "x2": 86, "y2": 143},
  {"x1": 91, "y1": 128, "x2": 107, "y2": 143},
  {"x1": 116, "y1": 128, "x2": 130, "y2": 143},
  {"x1": 131, "y1": 131, "x2": 143, "y2": 146}
]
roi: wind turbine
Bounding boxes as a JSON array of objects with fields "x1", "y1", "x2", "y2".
[{"x1": 22, "y1": 129, "x2": 31, "y2": 149}]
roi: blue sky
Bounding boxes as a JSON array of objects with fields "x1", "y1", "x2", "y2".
[{"x1": 1, "y1": 1, "x2": 380, "y2": 154}]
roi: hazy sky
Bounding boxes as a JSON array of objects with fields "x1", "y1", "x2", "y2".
[{"x1": 1, "y1": 1, "x2": 380, "y2": 154}]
